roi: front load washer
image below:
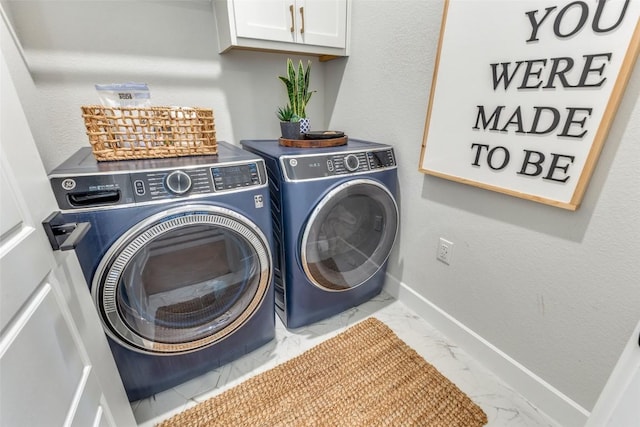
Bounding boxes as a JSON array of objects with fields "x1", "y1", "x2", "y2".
[
  {"x1": 47, "y1": 141, "x2": 274, "y2": 401},
  {"x1": 241, "y1": 139, "x2": 399, "y2": 329}
]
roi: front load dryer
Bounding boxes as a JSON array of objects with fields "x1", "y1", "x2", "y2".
[
  {"x1": 47, "y1": 141, "x2": 274, "y2": 401},
  {"x1": 241, "y1": 139, "x2": 399, "y2": 329}
]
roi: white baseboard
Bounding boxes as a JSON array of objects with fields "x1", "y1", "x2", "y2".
[{"x1": 383, "y1": 277, "x2": 590, "y2": 427}]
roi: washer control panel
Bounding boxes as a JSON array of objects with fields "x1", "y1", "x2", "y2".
[
  {"x1": 50, "y1": 161, "x2": 266, "y2": 210},
  {"x1": 282, "y1": 148, "x2": 396, "y2": 181}
]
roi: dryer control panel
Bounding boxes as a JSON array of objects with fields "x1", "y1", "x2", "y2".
[
  {"x1": 49, "y1": 161, "x2": 267, "y2": 210},
  {"x1": 281, "y1": 148, "x2": 396, "y2": 181}
]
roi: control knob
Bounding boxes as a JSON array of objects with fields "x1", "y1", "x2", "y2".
[
  {"x1": 165, "y1": 170, "x2": 192, "y2": 195},
  {"x1": 344, "y1": 154, "x2": 360, "y2": 172}
]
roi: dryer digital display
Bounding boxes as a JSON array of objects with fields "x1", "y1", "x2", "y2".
[
  {"x1": 367, "y1": 149, "x2": 396, "y2": 169},
  {"x1": 211, "y1": 163, "x2": 261, "y2": 190}
]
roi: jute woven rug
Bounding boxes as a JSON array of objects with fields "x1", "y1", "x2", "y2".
[{"x1": 157, "y1": 317, "x2": 488, "y2": 426}]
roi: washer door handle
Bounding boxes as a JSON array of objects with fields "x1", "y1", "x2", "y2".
[{"x1": 42, "y1": 211, "x2": 91, "y2": 251}]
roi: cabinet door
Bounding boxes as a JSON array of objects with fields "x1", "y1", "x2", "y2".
[
  {"x1": 297, "y1": 0, "x2": 347, "y2": 48},
  {"x1": 233, "y1": 0, "x2": 296, "y2": 43}
]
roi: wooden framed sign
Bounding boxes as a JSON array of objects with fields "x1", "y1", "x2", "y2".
[{"x1": 419, "y1": 0, "x2": 640, "y2": 210}]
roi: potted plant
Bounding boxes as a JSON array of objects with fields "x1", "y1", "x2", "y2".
[
  {"x1": 278, "y1": 58, "x2": 314, "y2": 135},
  {"x1": 277, "y1": 104, "x2": 301, "y2": 139}
]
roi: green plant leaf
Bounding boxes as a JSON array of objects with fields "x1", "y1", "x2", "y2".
[
  {"x1": 287, "y1": 59, "x2": 298, "y2": 115},
  {"x1": 296, "y1": 60, "x2": 305, "y2": 117},
  {"x1": 278, "y1": 76, "x2": 294, "y2": 108},
  {"x1": 303, "y1": 60, "x2": 311, "y2": 114}
]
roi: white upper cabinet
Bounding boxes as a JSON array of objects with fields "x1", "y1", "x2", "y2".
[{"x1": 214, "y1": 0, "x2": 350, "y2": 58}]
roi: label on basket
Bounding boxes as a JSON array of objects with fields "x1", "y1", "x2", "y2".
[{"x1": 95, "y1": 82, "x2": 151, "y2": 108}]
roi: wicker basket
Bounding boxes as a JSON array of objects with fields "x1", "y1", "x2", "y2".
[{"x1": 81, "y1": 105, "x2": 217, "y2": 161}]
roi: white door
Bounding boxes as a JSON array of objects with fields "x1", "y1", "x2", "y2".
[
  {"x1": 0, "y1": 14, "x2": 136, "y2": 427},
  {"x1": 586, "y1": 318, "x2": 640, "y2": 427}
]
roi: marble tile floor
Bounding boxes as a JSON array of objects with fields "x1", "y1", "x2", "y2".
[{"x1": 133, "y1": 291, "x2": 561, "y2": 426}]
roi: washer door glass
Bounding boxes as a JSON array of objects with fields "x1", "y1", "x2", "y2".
[
  {"x1": 301, "y1": 179, "x2": 398, "y2": 291},
  {"x1": 93, "y1": 205, "x2": 271, "y2": 355}
]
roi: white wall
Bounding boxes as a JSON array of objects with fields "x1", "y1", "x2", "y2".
[
  {"x1": 326, "y1": 0, "x2": 640, "y2": 413},
  {"x1": 5, "y1": 0, "x2": 639, "y2": 418},
  {"x1": 4, "y1": 0, "x2": 325, "y2": 172}
]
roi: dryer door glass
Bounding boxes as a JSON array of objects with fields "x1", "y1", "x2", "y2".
[
  {"x1": 301, "y1": 179, "x2": 398, "y2": 291},
  {"x1": 93, "y1": 205, "x2": 271, "y2": 354}
]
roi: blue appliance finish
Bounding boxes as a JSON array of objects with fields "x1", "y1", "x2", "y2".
[
  {"x1": 48, "y1": 142, "x2": 275, "y2": 401},
  {"x1": 241, "y1": 139, "x2": 399, "y2": 329}
]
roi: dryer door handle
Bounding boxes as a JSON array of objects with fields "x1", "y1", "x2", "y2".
[{"x1": 42, "y1": 211, "x2": 91, "y2": 251}]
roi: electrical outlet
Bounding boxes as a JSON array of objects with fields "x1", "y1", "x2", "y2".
[{"x1": 437, "y1": 238, "x2": 454, "y2": 265}]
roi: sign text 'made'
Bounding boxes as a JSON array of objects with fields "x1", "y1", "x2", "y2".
[{"x1": 470, "y1": 0, "x2": 632, "y2": 183}]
